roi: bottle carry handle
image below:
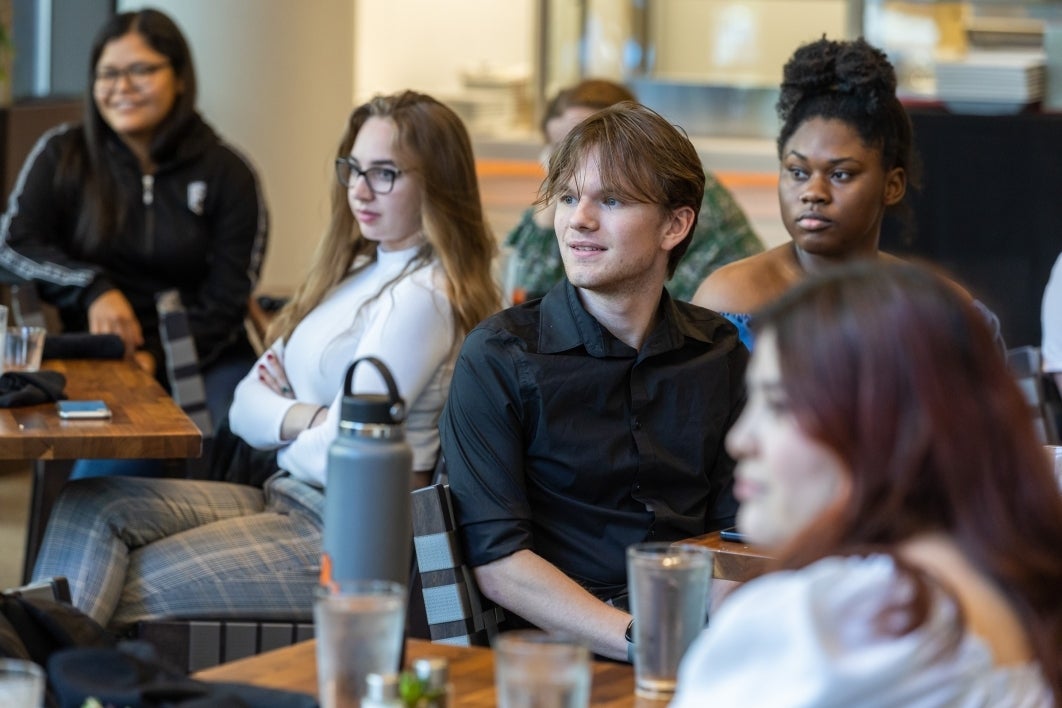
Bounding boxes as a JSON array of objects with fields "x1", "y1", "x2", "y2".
[{"x1": 343, "y1": 356, "x2": 406, "y2": 423}]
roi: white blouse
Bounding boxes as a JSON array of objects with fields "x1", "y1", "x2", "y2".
[
  {"x1": 672, "y1": 554, "x2": 1052, "y2": 708},
  {"x1": 229, "y1": 245, "x2": 456, "y2": 487}
]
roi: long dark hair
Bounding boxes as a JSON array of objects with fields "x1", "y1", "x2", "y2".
[
  {"x1": 754, "y1": 260, "x2": 1062, "y2": 699},
  {"x1": 58, "y1": 9, "x2": 198, "y2": 252}
]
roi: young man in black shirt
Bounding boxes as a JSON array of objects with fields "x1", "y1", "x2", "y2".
[{"x1": 440, "y1": 102, "x2": 747, "y2": 660}]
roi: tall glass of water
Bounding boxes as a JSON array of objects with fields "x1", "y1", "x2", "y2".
[{"x1": 626, "y1": 542, "x2": 712, "y2": 699}]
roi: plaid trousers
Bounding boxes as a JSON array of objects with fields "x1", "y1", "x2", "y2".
[{"x1": 32, "y1": 473, "x2": 323, "y2": 629}]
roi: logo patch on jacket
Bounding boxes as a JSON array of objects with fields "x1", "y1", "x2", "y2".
[{"x1": 187, "y1": 181, "x2": 207, "y2": 215}]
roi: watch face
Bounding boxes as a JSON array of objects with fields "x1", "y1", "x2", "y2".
[{"x1": 625, "y1": 620, "x2": 635, "y2": 642}]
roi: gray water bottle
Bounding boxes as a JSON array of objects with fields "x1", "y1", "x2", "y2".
[{"x1": 322, "y1": 356, "x2": 413, "y2": 587}]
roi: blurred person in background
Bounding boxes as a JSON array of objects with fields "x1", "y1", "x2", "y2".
[
  {"x1": 0, "y1": 9, "x2": 267, "y2": 476},
  {"x1": 1041, "y1": 250, "x2": 1062, "y2": 396}
]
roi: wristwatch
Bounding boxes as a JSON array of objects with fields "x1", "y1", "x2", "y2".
[{"x1": 625, "y1": 619, "x2": 635, "y2": 663}]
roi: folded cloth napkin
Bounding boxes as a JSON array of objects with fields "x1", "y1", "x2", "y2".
[
  {"x1": 0, "y1": 370, "x2": 66, "y2": 407},
  {"x1": 42, "y1": 333, "x2": 125, "y2": 360},
  {"x1": 49, "y1": 642, "x2": 319, "y2": 708}
]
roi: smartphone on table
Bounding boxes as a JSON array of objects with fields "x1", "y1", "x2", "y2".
[
  {"x1": 719, "y1": 526, "x2": 747, "y2": 544},
  {"x1": 57, "y1": 400, "x2": 112, "y2": 420}
]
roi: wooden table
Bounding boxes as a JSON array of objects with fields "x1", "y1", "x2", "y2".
[
  {"x1": 196, "y1": 638, "x2": 669, "y2": 707},
  {"x1": 4, "y1": 358, "x2": 202, "y2": 580},
  {"x1": 1, "y1": 359, "x2": 202, "y2": 460},
  {"x1": 683, "y1": 530, "x2": 773, "y2": 583}
]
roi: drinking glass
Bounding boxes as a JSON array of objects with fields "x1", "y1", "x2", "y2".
[
  {"x1": 314, "y1": 579, "x2": 405, "y2": 708},
  {"x1": 5, "y1": 325, "x2": 47, "y2": 372},
  {"x1": 493, "y1": 630, "x2": 591, "y2": 708},
  {"x1": 627, "y1": 542, "x2": 712, "y2": 699},
  {"x1": 0, "y1": 658, "x2": 45, "y2": 707}
]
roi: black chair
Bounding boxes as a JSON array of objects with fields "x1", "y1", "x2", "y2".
[
  {"x1": 409, "y1": 483, "x2": 504, "y2": 646},
  {"x1": 2, "y1": 576, "x2": 72, "y2": 604}
]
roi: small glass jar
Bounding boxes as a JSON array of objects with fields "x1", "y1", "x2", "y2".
[{"x1": 412, "y1": 657, "x2": 453, "y2": 708}]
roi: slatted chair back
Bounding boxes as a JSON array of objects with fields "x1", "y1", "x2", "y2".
[
  {"x1": 410, "y1": 483, "x2": 505, "y2": 646},
  {"x1": 156, "y1": 289, "x2": 213, "y2": 440}
]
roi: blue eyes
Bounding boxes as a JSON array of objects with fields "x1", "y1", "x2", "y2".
[{"x1": 557, "y1": 195, "x2": 620, "y2": 207}]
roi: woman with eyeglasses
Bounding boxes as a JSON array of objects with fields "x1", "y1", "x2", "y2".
[
  {"x1": 0, "y1": 9, "x2": 266, "y2": 470},
  {"x1": 31, "y1": 90, "x2": 500, "y2": 630}
]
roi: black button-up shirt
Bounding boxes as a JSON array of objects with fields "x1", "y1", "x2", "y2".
[{"x1": 441, "y1": 280, "x2": 746, "y2": 600}]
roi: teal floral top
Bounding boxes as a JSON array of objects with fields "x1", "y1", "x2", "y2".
[{"x1": 504, "y1": 170, "x2": 764, "y2": 303}]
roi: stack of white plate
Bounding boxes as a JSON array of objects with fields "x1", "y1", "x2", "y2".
[{"x1": 934, "y1": 50, "x2": 1046, "y2": 114}]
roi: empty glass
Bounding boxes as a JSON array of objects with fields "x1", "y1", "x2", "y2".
[
  {"x1": 5, "y1": 325, "x2": 47, "y2": 372},
  {"x1": 494, "y1": 630, "x2": 591, "y2": 708},
  {"x1": 0, "y1": 658, "x2": 45, "y2": 707}
]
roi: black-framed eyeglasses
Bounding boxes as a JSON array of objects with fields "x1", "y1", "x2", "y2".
[
  {"x1": 335, "y1": 157, "x2": 402, "y2": 194},
  {"x1": 94, "y1": 61, "x2": 171, "y2": 91}
]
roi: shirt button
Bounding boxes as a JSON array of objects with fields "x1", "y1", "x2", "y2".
[
  {"x1": 633, "y1": 482, "x2": 641, "y2": 492},
  {"x1": 631, "y1": 417, "x2": 641, "y2": 431}
]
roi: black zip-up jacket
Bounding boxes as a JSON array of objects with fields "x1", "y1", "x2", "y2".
[{"x1": 0, "y1": 114, "x2": 268, "y2": 370}]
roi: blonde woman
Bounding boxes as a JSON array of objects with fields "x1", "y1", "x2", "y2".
[{"x1": 32, "y1": 91, "x2": 500, "y2": 629}]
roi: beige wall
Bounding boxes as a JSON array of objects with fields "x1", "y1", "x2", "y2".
[
  {"x1": 650, "y1": 0, "x2": 847, "y2": 85},
  {"x1": 353, "y1": 0, "x2": 534, "y2": 104},
  {"x1": 113, "y1": 1, "x2": 804, "y2": 290},
  {"x1": 119, "y1": 0, "x2": 354, "y2": 293}
]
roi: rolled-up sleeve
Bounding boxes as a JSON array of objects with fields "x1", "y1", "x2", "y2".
[{"x1": 441, "y1": 326, "x2": 535, "y2": 567}]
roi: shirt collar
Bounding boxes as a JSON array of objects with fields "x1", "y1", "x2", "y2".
[{"x1": 538, "y1": 279, "x2": 716, "y2": 358}]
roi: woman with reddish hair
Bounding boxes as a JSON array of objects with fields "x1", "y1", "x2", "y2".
[{"x1": 674, "y1": 261, "x2": 1062, "y2": 706}]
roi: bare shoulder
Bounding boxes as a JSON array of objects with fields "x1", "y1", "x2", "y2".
[{"x1": 692, "y1": 245, "x2": 797, "y2": 314}]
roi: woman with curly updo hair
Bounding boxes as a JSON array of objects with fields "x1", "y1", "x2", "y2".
[{"x1": 692, "y1": 37, "x2": 1000, "y2": 350}]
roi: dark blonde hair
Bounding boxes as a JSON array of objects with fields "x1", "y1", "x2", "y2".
[
  {"x1": 269, "y1": 91, "x2": 499, "y2": 345},
  {"x1": 536, "y1": 102, "x2": 704, "y2": 276}
]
